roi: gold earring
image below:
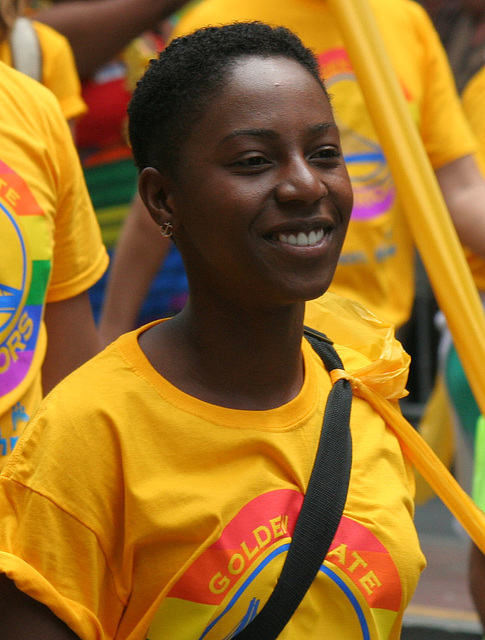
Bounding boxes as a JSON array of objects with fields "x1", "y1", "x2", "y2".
[{"x1": 160, "y1": 222, "x2": 173, "y2": 238}]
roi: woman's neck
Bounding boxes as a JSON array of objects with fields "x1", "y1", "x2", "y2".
[{"x1": 138, "y1": 298, "x2": 307, "y2": 410}]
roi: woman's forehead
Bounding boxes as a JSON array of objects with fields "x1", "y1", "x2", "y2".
[
  {"x1": 179, "y1": 58, "x2": 334, "y2": 153},
  {"x1": 226, "y1": 54, "x2": 322, "y2": 88},
  {"x1": 207, "y1": 56, "x2": 329, "y2": 115},
  {"x1": 211, "y1": 57, "x2": 329, "y2": 115}
]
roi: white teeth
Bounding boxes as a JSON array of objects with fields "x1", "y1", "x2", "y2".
[
  {"x1": 297, "y1": 232, "x2": 309, "y2": 246},
  {"x1": 278, "y1": 229, "x2": 324, "y2": 247}
]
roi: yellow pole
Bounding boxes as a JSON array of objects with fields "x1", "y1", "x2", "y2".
[{"x1": 327, "y1": 0, "x2": 485, "y2": 418}]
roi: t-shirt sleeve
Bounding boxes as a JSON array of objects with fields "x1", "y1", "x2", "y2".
[
  {"x1": 408, "y1": 1, "x2": 477, "y2": 168},
  {"x1": 0, "y1": 481, "x2": 118, "y2": 639},
  {"x1": 35, "y1": 21, "x2": 87, "y2": 121},
  {"x1": 0, "y1": 396, "x2": 125, "y2": 639},
  {"x1": 43, "y1": 103, "x2": 109, "y2": 303}
]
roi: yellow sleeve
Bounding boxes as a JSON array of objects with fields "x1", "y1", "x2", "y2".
[
  {"x1": 34, "y1": 21, "x2": 87, "y2": 121},
  {"x1": 0, "y1": 389, "x2": 126, "y2": 639},
  {"x1": 404, "y1": 0, "x2": 477, "y2": 168},
  {"x1": 42, "y1": 96, "x2": 108, "y2": 302},
  {"x1": 0, "y1": 481, "x2": 116, "y2": 640}
]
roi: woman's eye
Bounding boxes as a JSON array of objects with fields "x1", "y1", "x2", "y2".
[
  {"x1": 311, "y1": 146, "x2": 341, "y2": 160},
  {"x1": 233, "y1": 155, "x2": 270, "y2": 168}
]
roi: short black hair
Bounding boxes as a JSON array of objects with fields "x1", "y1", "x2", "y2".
[{"x1": 128, "y1": 21, "x2": 328, "y2": 173}]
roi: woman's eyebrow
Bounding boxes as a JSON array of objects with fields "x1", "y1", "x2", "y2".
[
  {"x1": 217, "y1": 122, "x2": 337, "y2": 148},
  {"x1": 308, "y1": 122, "x2": 337, "y2": 134},
  {"x1": 217, "y1": 128, "x2": 279, "y2": 147}
]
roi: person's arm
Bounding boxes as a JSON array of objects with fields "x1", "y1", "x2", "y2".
[
  {"x1": 436, "y1": 154, "x2": 485, "y2": 257},
  {"x1": 99, "y1": 192, "x2": 171, "y2": 345},
  {"x1": 469, "y1": 542, "x2": 485, "y2": 632},
  {"x1": 42, "y1": 290, "x2": 102, "y2": 395},
  {"x1": 33, "y1": 0, "x2": 190, "y2": 79},
  {"x1": 0, "y1": 574, "x2": 80, "y2": 640}
]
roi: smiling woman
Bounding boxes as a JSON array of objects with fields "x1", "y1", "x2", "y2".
[
  {"x1": 136, "y1": 56, "x2": 353, "y2": 379},
  {"x1": 0, "y1": 21, "x2": 424, "y2": 640}
]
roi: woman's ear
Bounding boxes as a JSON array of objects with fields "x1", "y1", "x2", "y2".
[{"x1": 138, "y1": 166, "x2": 176, "y2": 228}]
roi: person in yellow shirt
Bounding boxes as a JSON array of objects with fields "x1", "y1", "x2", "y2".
[
  {"x1": 0, "y1": 0, "x2": 86, "y2": 126},
  {"x1": 0, "y1": 62, "x2": 108, "y2": 465},
  {"x1": 0, "y1": 22, "x2": 425, "y2": 639},
  {"x1": 0, "y1": 2, "x2": 105, "y2": 465},
  {"x1": 419, "y1": 0, "x2": 485, "y2": 94}
]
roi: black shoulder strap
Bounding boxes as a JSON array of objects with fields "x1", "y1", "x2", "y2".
[{"x1": 234, "y1": 327, "x2": 353, "y2": 639}]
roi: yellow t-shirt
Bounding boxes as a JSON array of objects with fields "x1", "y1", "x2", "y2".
[
  {"x1": 172, "y1": 0, "x2": 476, "y2": 328},
  {"x1": 0, "y1": 62, "x2": 108, "y2": 459},
  {"x1": 0, "y1": 20, "x2": 86, "y2": 120},
  {"x1": 0, "y1": 294, "x2": 424, "y2": 639}
]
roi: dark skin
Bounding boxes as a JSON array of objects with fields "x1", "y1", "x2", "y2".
[
  {"x1": 42, "y1": 291, "x2": 102, "y2": 396},
  {"x1": 0, "y1": 574, "x2": 80, "y2": 639},
  {"x1": 0, "y1": 55, "x2": 352, "y2": 634}
]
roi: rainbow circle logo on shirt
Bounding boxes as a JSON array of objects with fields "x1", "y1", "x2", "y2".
[
  {"x1": 147, "y1": 489, "x2": 403, "y2": 640},
  {"x1": 0, "y1": 203, "x2": 28, "y2": 339},
  {"x1": 317, "y1": 48, "x2": 408, "y2": 222},
  {"x1": 0, "y1": 159, "x2": 48, "y2": 396}
]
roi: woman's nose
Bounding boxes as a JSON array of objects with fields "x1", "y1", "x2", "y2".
[{"x1": 274, "y1": 159, "x2": 328, "y2": 204}]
